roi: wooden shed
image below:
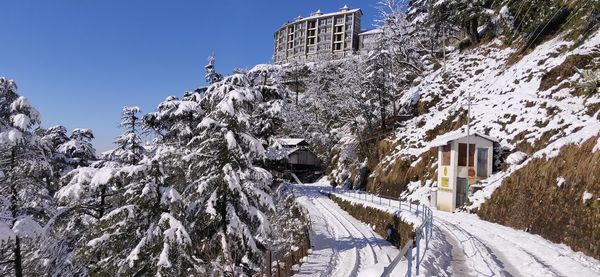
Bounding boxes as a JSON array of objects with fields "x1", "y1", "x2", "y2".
[{"x1": 275, "y1": 138, "x2": 321, "y2": 171}]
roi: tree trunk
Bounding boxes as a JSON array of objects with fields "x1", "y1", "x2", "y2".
[
  {"x1": 8, "y1": 147, "x2": 24, "y2": 277},
  {"x1": 13, "y1": 236, "x2": 23, "y2": 277},
  {"x1": 295, "y1": 78, "x2": 299, "y2": 105},
  {"x1": 468, "y1": 18, "x2": 480, "y2": 44},
  {"x1": 98, "y1": 186, "x2": 106, "y2": 218},
  {"x1": 152, "y1": 165, "x2": 162, "y2": 215},
  {"x1": 378, "y1": 90, "x2": 386, "y2": 130}
]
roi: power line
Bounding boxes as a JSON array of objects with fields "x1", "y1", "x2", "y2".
[
  {"x1": 512, "y1": 1, "x2": 534, "y2": 36},
  {"x1": 521, "y1": 0, "x2": 591, "y2": 53}
]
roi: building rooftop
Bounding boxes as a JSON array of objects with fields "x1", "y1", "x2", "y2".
[
  {"x1": 429, "y1": 131, "x2": 499, "y2": 148},
  {"x1": 307, "y1": 8, "x2": 361, "y2": 19},
  {"x1": 276, "y1": 138, "x2": 308, "y2": 147},
  {"x1": 281, "y1": 6, "x2": 362, "y2": 26},
  {"x1": 359, "y1": 28, "x2": 384, "y2": 36}
]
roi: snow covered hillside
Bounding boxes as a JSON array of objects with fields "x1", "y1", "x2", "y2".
[
  {"x1": 346, "y1": 12, "x2": 600, "y2": 264},
  {"x1": 377, "y1": 29, "x2": 600, "y2": 198}
]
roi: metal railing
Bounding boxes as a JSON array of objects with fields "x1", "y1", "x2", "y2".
[{"x1": 329, "y1": 189, "x2": 434, "y2": 277}]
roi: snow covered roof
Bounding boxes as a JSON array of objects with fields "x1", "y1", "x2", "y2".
[
  {"x1": 314, "y1": 8, "x2": 361, "y2": 18},
  {"x1": 429, "y1": 131, "x2": 499, "y2": 148},
  {"x1": 276, "y1": 138, "x2": 308, "y2": 147},
  {"x1": 281, "y1": 7, "x2": 362, "y2": 27},
  {"x1": 359, "y1": 28, "x2": 383, "y2": 36}
]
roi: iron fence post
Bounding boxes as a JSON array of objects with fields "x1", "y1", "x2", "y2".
[
  {"x1": 407, "y1": 244, "x2": 413, "y2": 277},
  {"x1": 416, "y1": 230, "x2": 421, "y2": 276},
  {"x1": 424, "y1": 220, "x2": 428, "y2": 250}
]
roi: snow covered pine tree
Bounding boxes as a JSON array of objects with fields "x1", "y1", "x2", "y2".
[
  {"x1": 185, "y1": 74, "x2": 275, "y2": 275},
  {"x1": 105, "y1": 106, "x2": 145, "y2": 164},
  {"x1": 55, "y1": 104, "x2": 196, "y2": 276},
  {"x1": 0, "y1": 77, "x2": 53, "y2": 277}
]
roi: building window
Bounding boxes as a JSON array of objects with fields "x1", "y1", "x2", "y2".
[
  {"x1": 477, "y1": 148, "x2": 489, "y2": 177},
  {"x1": 458, "y1": 143, "x2": 475, "y2": 167},
  {"x1": 442, "y1": 144, "x2": 451, "y2": 166}
]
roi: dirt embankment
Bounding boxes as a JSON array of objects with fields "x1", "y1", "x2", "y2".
[
  {"x1": 478, "y1": 137, "x2": 600, "y2": 260},
  {"x1": 329, "y1": 194, "x2": 414, "y2": 249}
]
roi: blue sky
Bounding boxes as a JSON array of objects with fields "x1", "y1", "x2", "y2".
[{"x1": 1, "y1": 0, "x2": 379, "y2": 152}]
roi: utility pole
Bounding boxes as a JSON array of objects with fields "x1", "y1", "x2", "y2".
[
  {"x1": 443, "y1": 25, "x2": 446, "y2": 72},
  {"x1": 465, "y1": 89, "x2": 471, "y2": 202}
]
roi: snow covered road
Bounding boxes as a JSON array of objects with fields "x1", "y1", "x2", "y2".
[
  {"x1": 429, "y1": 212, "x2": 600, "y2": 277},
  {"x1": 293, "y1": 182, "x2": 400, "y2": 277},
  {"x1": 328, "y1": 188, "x2": 600, "y2": 277}
]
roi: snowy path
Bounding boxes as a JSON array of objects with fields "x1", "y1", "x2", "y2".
[
  {"x1": 293, "y1": 182, "x2": 399, "y2": 277},
  {"x1": 431, "y1": 212, "x2": 600, "y2": 277},
  {"x1": 327, "y1": 187, "x2": 600, "y2": 277}
]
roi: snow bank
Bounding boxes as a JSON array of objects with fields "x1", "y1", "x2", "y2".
[
  {"x1": 506, "y1": 151, "x2": 527, "y2": 165},
  {"x1": 12, "y1": 216, "x2": 43, "y2": 239},
  {"x1": 583, "y1": 191, "x2": 594, "y2": 203},
  {"x1": 0, "y1": 221, "x2": 15, "y2": 243}
]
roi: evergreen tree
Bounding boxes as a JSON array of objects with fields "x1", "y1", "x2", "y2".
[
  {"x1": 364, "y1": 44, "x2": 395, "y2": 130},
  {"x1": 432, "y1": 0, "x2": 495, "y2": 44},
  {"x1": 285, "y1": 61, "x2": 309, "y2": 105},
  {"x1": 56, "y1": 122, "x2": 196, "y2": 276},
  {"x1": 187, "y1": 74, "x2": 274, "y2": 275},
  {"x1": 0, "y1": 77, "x2": 53, "y2": 277},
  {"x1": 143, "y1": 94, "x2": 204, "y2": 144},
  {"x1": 39, "y1": 125, "x2": 71, "y2": 194},
  {"x1": 106, "y1": 106, "x2": 145, "y2": 164}
]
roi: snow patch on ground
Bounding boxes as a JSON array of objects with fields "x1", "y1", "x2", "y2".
[
  {"x1": 583, "y1": 191, "x2": 594, "y2": 203},
  {"x1": 0, "y1": 221, "x2": 15, "y2": 243},
  {"x1": 556, "y1": 176, "x2": 566, "y2": 188}
]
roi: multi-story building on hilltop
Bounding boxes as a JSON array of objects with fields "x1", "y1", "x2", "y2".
[{"x1": 273, "y1": 6, "x2": 367, "y2": 64}]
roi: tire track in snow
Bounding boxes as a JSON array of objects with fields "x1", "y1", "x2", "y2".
[
  {"x1": 311, "y1": 197, "x2": 362, "y2": 277},
  {"x1": 452, "y1": 216, "x2": 569, "y2": 277},
  {"x1": 434, "y1": 215, "x2": 516, "y2": 277},
  {"x1": 295, "y1": 196, "x2": 338, "y2": 277},
  {"x1": 315, "y1": 197, "x2": 380, "y2": 266}
]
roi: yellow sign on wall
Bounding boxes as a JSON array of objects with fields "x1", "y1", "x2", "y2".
[
  {"x1": 439, "y1": 187, "x2": 452, "y2": 193},
  {"x1": 443, "y1": 166, "x2": 448, "y2": 176},
  {"x1": 441, "y1": 177, "x2": 449, "y2": 187}
]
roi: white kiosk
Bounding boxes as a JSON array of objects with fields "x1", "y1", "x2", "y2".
[{"x1": 431, "y1": 132, "x2": 497, "y2": 212}]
